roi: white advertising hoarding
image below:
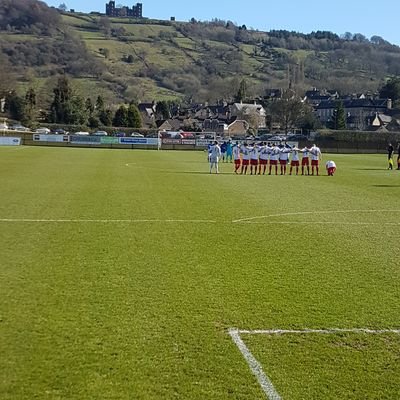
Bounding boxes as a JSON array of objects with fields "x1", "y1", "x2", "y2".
[{"x1": 0, "y1": 137, "x2": 21, "y2": 146}]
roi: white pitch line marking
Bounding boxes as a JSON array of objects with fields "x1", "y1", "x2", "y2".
[
  {"x1": 236, "y1": 221, "x2": 400, "y2": 226},
  {"x1": 237, "y1": 328, "x2": 400, "y2": 335},
  {"x1": 229, "y1": 328, "x2": 282, "y2": 400},
  {"x1": 229, "y1": 327, "x2": 400, "y2": 399},
  {"x1": 0, "y1": 218, "x2": 216, "y2": 224},
  {"x1": 232, "y1": 209, "x2": 400, "y2": 223}
]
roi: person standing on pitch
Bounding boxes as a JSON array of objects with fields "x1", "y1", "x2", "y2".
[
  {"x1": 310, "y1": 144, "x2": 322, "y2": 176},
  {"x1": 301, "y1": 147, "x2": 310, "y2": 175},
  {"x1": 226, "y1": 140, "x2": 233, "y2": 163},
  {"x1": 397, "y1": 143, "x2": 400, "y2": 170},
  {"x1": 289, "y1": 146, "x2": 300, "y2": 175},
  {"x1": 269, "y1": 143, "x2": 279, "y2": 175},
  {"x1": 278, "y1": 144, "x2": 290, "y2": 175},
  {"x1": 258, "y1": 142, "x2": 269, "y2": 175},
  {"x1": 388, "y1": 143, "x2": 394, "y2": 170},
  {"x1": 221, "y1": 141, "x2": 227, "y2": 163},
  {"x1": 240, "y1": 142, "x2": 250, "y2": 175},
  {"x1": 249, "y1": 143, "x2": 259, "y2": 175},
  {"x1": 233, "y1": 142, "x2": 241, "y2": 174},
  {"x1": 209, "y1": 141, "x2": 221, "y2": 174}
]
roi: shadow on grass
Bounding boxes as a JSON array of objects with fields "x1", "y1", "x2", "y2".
[{"x1": 372, "y1": 184, "x2": 400, "y2": 188}]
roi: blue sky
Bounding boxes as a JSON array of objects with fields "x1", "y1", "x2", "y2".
[{"x1": 44, "y1": 0, "x2": 400, "y2": 45}]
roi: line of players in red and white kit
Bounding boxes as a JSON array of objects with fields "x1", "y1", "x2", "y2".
[{"x1": 232, "y1": 142, "x2": 323, "y2": 176}]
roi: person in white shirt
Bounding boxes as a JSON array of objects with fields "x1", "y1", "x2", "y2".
[
  {"x1": 209, "y1": 141, "x2": 222, "y2": 174},
  {"x1": 240, "y1": 143, "x2": 251, "y2": 175},
  {"x1": 278, "y1": 145, "x2": 290, "y2": 175},
  {"x1": 268, "y1": 143, "x2": 279, "y2": 175},
  {"x1": 250, "y1": 143, "x2": 259, "y2": 175},
  {"x1": 232, "y1": 142, "x2": 241, "y2": 174},
  {"x1": 258, "y1": 142, "x2": 269, "y2": 175},
  {"x1": 326, "y1": 160, "x2": 336, "y2": 176},
  {"x1": 301, "y1": 147, "x2": 310, "y2": 176},
  {"x1": 289, "y1": 146, "x2": 300, "y2": 175},
  {"x1": 310, "y1": 144, "x2": 322, "y2": 176}
]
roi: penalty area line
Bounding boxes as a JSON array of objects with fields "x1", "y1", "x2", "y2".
[
  {"x1": 229, "y1": 328, "x2": 282, "y2": 400},
  {"x1": 229, "y1": 327, "x2": 400, "y2": 399},
  {"x1": 232, "y1": 209, "x2": 400, "y2": 223}
]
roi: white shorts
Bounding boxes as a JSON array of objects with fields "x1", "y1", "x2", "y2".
[{"x1": 210, "y1": 157, "x2": 219, "y2": 163}]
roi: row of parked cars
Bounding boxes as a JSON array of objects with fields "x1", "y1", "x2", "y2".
[{"x1": 0, "y1": 123, "x2": 145, "y2": 137}]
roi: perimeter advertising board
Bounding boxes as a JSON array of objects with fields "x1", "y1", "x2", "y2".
[
  {"x1": 100, "y1": 137, "x2": 119, "y2": 144},
  {"x1": 0, "y1": 137, "x2": 21, "y2": 146},
  {"x1": 70, "y1": 135, "x2": 101, "y2": 144},
  {"x1": 33, "y1": 134, "x2": 69, "y2": 142},
  {"x1": 119, "y1": 137, "x2": 159, "y2": 145}
]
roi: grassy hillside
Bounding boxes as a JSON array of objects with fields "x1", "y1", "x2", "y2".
[{"x1": 2, "y1": 3, "x2": 400, "y2": 104}]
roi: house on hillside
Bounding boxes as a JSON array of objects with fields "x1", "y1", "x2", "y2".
[
  {"x1": 316, "y1": 98, "x2": 392, "y2": 130},
  {"x1": 303, "y1": 88, "x2": 339, "y2": 107},
  {"x1": 227, "y1": 119, "x2": 250, "y2": 137},
  {"x1": 156, "y1": 119, "x2": 182, "y2": 132},
  {"x1": 230, "y1": 102, "x2": 266, "y2": 128},
  {"x1": 138, "y1": 102, "x2": 156, "y2": 127}
]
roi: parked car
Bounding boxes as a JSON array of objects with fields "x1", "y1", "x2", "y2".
[
  {"x1": 35, "y1": 127, "x2": 51, "y2": 134},
  {"x1": 269, "y1": 136, "x2": 286, "y2": 142},
  {"x1": 114, "y1": 131, "x2": 126, "y2": 137},
  {"x1": 11, "y1": 124, "x2": 30, "y2": 131},
  {"x1": 74, "y1": 131, "x2": 90, "y2": 136},
  {"x1": 0, "y1": 122, "x2": 9, "y2": 130},
  {"x1": 53, "y1": 128, "x2": 69, "y2": 135},
  {"x1": 130, "y1": 132, "x2": 144, "y2": 137},
  {"x1": 92, "y1": 130, "x2": 108, "y2": 136}
]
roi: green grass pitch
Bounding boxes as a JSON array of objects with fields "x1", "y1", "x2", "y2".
[{"x1": 0, "y1": 146, "x2": 399, "y2": 399}]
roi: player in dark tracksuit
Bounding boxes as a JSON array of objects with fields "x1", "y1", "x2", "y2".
[
  {"x1": 388, "y1": 143, "x2": 394, "y2": 170},
  {"x1": 397, "y1": 143, "x2": 400, "y2": 170}
]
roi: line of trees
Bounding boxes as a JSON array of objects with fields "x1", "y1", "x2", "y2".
[{"x1": 4, "y1": 76, "x2": 142, "y2": 129}]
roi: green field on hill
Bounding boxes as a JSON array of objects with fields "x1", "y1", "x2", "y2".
[{"x1": 1, "y1": 147, "x2": 399, "y2": 399}]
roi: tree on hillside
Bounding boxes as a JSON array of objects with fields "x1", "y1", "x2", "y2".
[
  {"x1": 155, "y1": 101, "x2": 171, "y2": 120},
  {"x1": 268, "y1": 90, "x2": 306, "y2": 133},
  {"x1": 4, "y1": 91, "x2": 25, "y2": 121},
  {"x1": 113, "y1": 105, "x2": 129, "y2": 127},
  {"x1": 380, "y1": 77, "x2": 400, "y2": 102},
  {"x1": 0, "y1": 0, "x2": 62, "y2": 35},
  {"x1": 95, "y1": 95, "x2": 105, "y2": 112},
  {"x1": 234, "y1": 79, "x2": 247, "y2": 102},
  {"x1": 99, "y1": 109, "x2": 113, "y2": 126},
  {"x1": 58, "y1": 3, "x2": 68, "y2": 12},
  {"x1": 329, "y1": 101, "x2": 346, "y2": 130},
  {"x1": 127, "y1": 103, "x2": 142, "y2": 128},
  {"x1": 24, "y1": 88, "x2": 37, "y2": 125},
  {"x1": 49, "y1": 76, "x2": 87, "y2": 125}
]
